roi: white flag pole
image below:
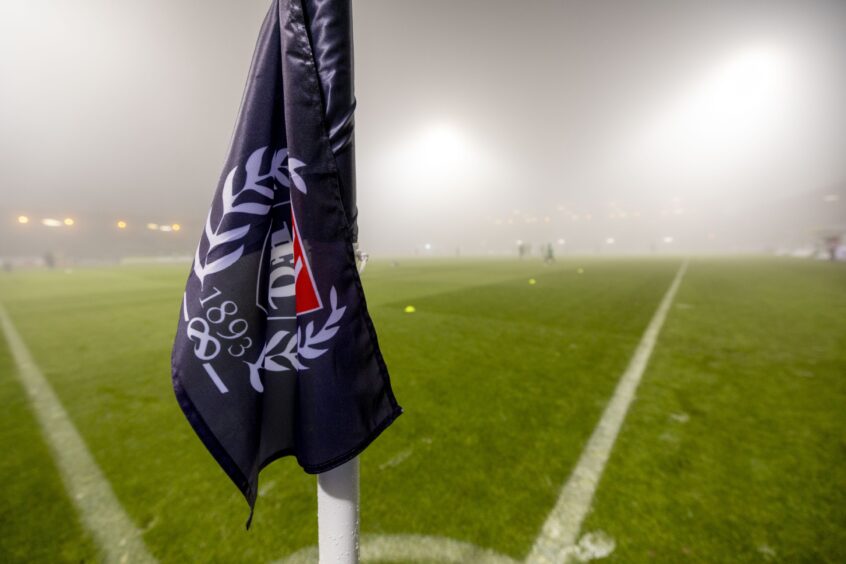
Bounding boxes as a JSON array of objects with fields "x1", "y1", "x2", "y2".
[
  {"x1": 317, "y1": 457, "x2": 360, "y2": 563},
  {"x1": 317, "y1": 245, "x2": 368, "y2": 564}
]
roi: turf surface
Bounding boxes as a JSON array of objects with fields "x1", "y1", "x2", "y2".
[
  {"x1": 0, "y1": 257, "x2": 843, "y2": 562},
  {"x1": 582, "y1": 259, "x2": 846, "y2": 563},
  {"x1": 0, "y1": 327, "x2": 98, "y2": 563}
]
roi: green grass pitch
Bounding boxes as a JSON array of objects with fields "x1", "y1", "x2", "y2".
[{"x1": 0, "y1": 257, "x2": 843, "y2": 562}]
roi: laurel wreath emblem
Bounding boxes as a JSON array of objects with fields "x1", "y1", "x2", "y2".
[
  {"x1": 245, "y1": 287, "x2": 346, "y2": 392},
  {"x1": 193, "y1": 146, "x2": 306, "y2": 285}
]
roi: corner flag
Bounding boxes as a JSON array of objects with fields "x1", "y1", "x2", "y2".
[{"x1": 171, "y1": 0, "x2": 401, "y2": 524}]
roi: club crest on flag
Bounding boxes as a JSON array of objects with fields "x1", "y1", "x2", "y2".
[{"x1": 183, "y1": 146, "x2": 344, "y2": 395}]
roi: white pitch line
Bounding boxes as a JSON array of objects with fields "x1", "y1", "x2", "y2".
[
  {"x1": 526, "y1": 260, "x2": 689, "y2": 564},
  {"x1": 0, "y1": 305, "x2": 156, "y2": 564},
  {"x1": 279, "y1": 534, "x2": 519, "y2": 564}
]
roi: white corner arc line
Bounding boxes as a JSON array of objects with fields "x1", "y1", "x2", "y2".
[
  {"x1": 526, "y1": 260, "x2": 689, "y2": 564},
  {"x1": 277, "y1": 534, "x2": 519, "y2": 564},
  {"x1": 0, "y1": 305, "x2": 157, "y2": 564}
]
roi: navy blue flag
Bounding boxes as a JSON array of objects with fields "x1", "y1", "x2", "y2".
[{"x1": 171, "y1": 0, "x2": 401, "y2": 524}]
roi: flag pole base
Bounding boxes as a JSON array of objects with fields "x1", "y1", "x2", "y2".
[{"x1": 317, "y1": 456, "x2": 360, "y2": 563}]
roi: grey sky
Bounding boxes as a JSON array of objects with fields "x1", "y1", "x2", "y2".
[{"x1": 1, "y1": 0, "x2": 844, "y2": 255}]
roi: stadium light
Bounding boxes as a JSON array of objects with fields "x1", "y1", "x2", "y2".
[
  {"x1": 663, "y1": 236, "x2": 674, "y2": 243},
  {"x1": 557, "y1": 238, "x2": 566, "y2": 245},
  {"x1": 606, "y1": 237, "x2": 616, "y2": 244},
  {"x1": 63, "y1": 218, "x2": 75, "y2": 226},
  {"x1": 423, "y1": 243, "x2": 431, "y2": 250},
  {"x1": 42, "y1": 218, "x2": 62, "y2": 227},
  {"x1": 17, "y1": 215, "x2": 29, "y2": 224},
  {"x1": 145, "y1": 222, "x2": 181, "y2": 232},
  {"x1": 117, "y1": 221, "x2": 127, "y2": 229}
]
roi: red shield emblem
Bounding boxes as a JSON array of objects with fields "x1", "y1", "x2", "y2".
[{"x1": 291, "y1": 207, "x2": 322, "y2": 315}]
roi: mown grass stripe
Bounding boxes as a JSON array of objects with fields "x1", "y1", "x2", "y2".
[
  {"x1": 0, "y1": 305, "x2": 156, "y2": 564},
  {"x1": 527, "y1": 260, "x2": 688, "y2": 563}
]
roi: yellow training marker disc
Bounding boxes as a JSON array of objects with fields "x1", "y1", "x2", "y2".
[
  {"x1": 404, "y1": 305, "x2": 416, "y2": 313},
  {"x1": 528, "y1": 278, "x2": 537, "y2": 285}
]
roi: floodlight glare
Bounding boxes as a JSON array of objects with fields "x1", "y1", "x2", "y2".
[
  {"x1": 147, "y1": 223, "x2": 159, "y2": 230},
  {"x1": 606, "y1": 237, "x2": 616, "y2": 244},
  {"x1": 171, "y1": 223, "x2": 181, "y2": 231},
  {"x1": 63, "y1": 218, "x2": 75, "y2": 226},
  {"x1": 17, "y1": 215, "x2": 29, "y2": 224},
  {"x1": 42, "y1": 218, "x2": 62, "y2": 227},
  {"x1": 117, "y1": 221, "x2": 127, "y2": 229}
]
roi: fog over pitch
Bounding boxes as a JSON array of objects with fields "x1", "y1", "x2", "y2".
[{"x1": 1, "y1": 0, "x2": 844, "y2": 256}]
